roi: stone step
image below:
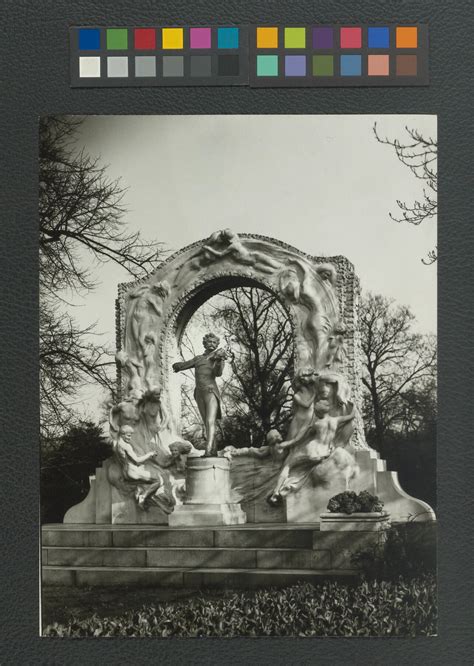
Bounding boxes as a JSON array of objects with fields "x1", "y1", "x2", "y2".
[
  {"x1": 42, "y1": 565, "x2": 356, "y2": 588},
  {"x1": 42, "y1": 546, "x2": 332, "y2": 570},
  {"x1": 42, "y1": 524, "x2": 318, "y2": 549}
]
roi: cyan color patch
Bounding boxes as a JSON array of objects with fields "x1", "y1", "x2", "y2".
[
  {"x1": 79, "y1": 28, "x2": 101, "y2": 50},
  {"x1": 217, "y1": 27, "x2": 239, "y2": 49}
]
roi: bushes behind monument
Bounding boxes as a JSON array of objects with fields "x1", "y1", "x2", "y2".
[{"x1": 41, "y1": 421, "x2": 111, "y2": 523}]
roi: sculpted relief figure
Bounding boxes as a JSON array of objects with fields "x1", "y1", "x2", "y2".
[
  {"x1": 123, "y1": 280, "x2": 170, "y2": 394},
  {"x1": 108, "y1": 389, "x2": 195, "y2": 512},
  {"x1": 112, "y1": 425, "x2": 168, "y2": 509},
  {"x1": 286, "y1": 367, "x2": 319, "y2": 441},
  {"x1": 324, "y1": 321, "x2": 348, "y2": 370},
  {"x1": 173, "y1": 333, "x2": 227, "y2": 457},
  {"x1": 115, "y1": 351, "x2": 143, "y2": 400},
  {"x1": 279, "y1": 259, "x2": 336, "y2": 367},
  {"x1": 200, "y1": 229, "x2": 283, "y2": 274},
  {"x1": 221, "y1": 429, "x2": 287, "y2": 465},
  {"x1": 268, "y1": 372, "x2": 356, "y2": 504}
]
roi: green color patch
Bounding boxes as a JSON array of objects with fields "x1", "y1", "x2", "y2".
[
  {"x1": 106, "y1": 28, "x2": 128, "y2": 50},
  {"x1": 312, "y1": 55, "x2": 334, "y2": 76},
  {"x1": 284, "y1": 27, "x2": 306, "y2": 48}
]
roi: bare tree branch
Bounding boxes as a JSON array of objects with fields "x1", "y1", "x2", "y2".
[{"x1": 373, "y1": 122, "x2": 437, "y2": 264}]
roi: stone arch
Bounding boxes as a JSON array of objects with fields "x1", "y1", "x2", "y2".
[{"x1": 116, "y1": 231, "x2": 366, "y2": 446}]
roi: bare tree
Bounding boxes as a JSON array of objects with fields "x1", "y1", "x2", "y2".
[
  {"x1": 39, "y1": 117, "x2": 165, "y2": 436},
  {"x1": 373, "y1": 123, "x2": 437, "y2": 264},
  {"x1": 360, "y1": 293, "x2": 437, "y2": 454}
]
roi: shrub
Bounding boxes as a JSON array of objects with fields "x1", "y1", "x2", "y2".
[
  {"x1": 327, "y1": 490, "x2": 384, "y2": 514},
  {"x1": 351, "y1": 523, "x2": 437, "y2": 580},
  {"x1": 43, "y1": 577, "x2": 437, "y2": 637}
]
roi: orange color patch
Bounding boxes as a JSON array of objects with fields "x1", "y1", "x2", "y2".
[
  {"x1": 396, "y1": 26, "x2": 418, "y2": 48},
  {"x1": 257, "y1": 27, "x2": 278, "y2": 48}
]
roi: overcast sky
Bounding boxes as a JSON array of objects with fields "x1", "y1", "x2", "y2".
[{"x1": 67, "y1": 114, "x2": 437, "y2": 418}]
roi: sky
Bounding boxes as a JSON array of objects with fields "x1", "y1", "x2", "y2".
[{"x1": 65, "y1": 114, "x2": 437, "y2": 418}]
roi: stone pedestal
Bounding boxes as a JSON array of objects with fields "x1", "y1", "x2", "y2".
[
  {"x1": 169, "y1": 457, "x2": 247, "y2": 526},
  {"x1": 319, "y1": 511, "x2": 390, "y2": 532}
]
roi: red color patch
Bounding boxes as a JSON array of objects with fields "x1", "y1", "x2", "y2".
[{"x1": 134, "y1": 28, "x2": 156, "y2": 50}]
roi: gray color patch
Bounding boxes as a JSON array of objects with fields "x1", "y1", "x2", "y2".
[
  {"x1": 135, "y1": 56, "x2": 156, "y2": 77},
  {"x1": 190, "y1": 55, "x2": 212, "y2": 77},
  {"x1": 107, "y1": 56, "x2": 128, "y2": 78},
  {"x1": 163, "y1": 56, "x2": 184, "y2": 77}
]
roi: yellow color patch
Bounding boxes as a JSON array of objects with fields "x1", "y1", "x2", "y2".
[
  {"x1": 396, "y1": 26, "x2": 418, "y2": 48},
  {"x1": 162, "y1": 28, "x2": 184, "y2": 49},
  {"x1": 257, "y1": 27, "x2": 278, "y2": 49}
]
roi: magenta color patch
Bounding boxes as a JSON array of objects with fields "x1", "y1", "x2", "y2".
[{"x1": 190, "y1": 28, "x2": 212, "y2": 49}]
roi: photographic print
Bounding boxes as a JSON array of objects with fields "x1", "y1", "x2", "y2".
[{"x1": 40, "y1": 114, "x2": 437, "y2": 637}]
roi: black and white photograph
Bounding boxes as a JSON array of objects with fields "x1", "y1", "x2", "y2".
[{"x1": 40, "y1": 114, "x2": 437, "y2": 637}]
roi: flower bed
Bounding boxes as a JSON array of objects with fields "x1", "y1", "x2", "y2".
[{"x1": 43, "y1": 577, "x2": 437, "y2": 637}]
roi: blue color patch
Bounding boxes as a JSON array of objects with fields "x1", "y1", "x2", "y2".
[
  {"x1": 368, "y1": 27, "x2": 390, "y2": 48},
  {"x1": 217, "y1": 27, "x2": 239, "y2": 49},
  {"x1": 340, "y1": 54, "x2": 362, "y2": 76},
  {"x1": 79, "y1": 28, "x2": 101, "y2": 50}
]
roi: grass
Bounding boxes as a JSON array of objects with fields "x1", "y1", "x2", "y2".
[{"x1": 43, "y1": 576, "x2": 437, "y2": 637}]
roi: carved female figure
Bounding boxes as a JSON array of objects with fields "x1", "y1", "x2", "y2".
[
  {"x1": 202, "y1": 229, "x2": 282, "y2": 275},
  {"x1": 324, "y1": 322, "x2": 348, "y2": 370},
  {"x1": 285, "y1": 367, "x2": 319, "y2": 441},
  {"x1": 132, "y1": 388, "x2": 172, "y2": 459},
  {"x1": 268, "y1": 402, "x2": 355, "y2": 504},
  {"x1": 124, "y1": 280, "x2": 170, "y2": 389},
  {"x1": 115, "y1": 350, "x2": 144, "y2": 399}
]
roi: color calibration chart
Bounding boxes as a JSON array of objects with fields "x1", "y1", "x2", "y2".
[
  {"x1": 71, "y1": 24, "x2": 428, "y2": 87},
  {"x1": 70, "y1": 26, "x2": 249, "y2": 86},
  {"x1": 250, "y1": 24, "x2": 428, "y2": 87}
]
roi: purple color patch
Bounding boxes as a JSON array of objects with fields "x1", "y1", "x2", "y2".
[
  {"x1": 190, "y1": 27, "x2": 211, "y2": 49},
  {"x1": 285, "y1": 55, "x2": 306, "y2": 76},
  {"x1": 313, "y1": 27, "x2": 333, "y2": 49}
]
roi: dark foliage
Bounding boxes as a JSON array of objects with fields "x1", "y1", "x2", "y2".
[
  {"x1": 43, "y1": 578, "x2": 437, "y2": 637},
  {"x1": 41, "y1": 421, "x2": 111, "y2": 523},
  {"x1": 360, "y1": 292, "x2": 437, "y2": 507},
  {"x1": 351, "y1": 523, "x2": 437, "y2": 581},
  {"x1": 327, "y1": 491, "x2": 384, "y2": 514}
]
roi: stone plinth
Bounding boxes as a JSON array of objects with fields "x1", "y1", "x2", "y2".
[
  {"x1": 285, "y1": 448, "x2": 436, "y2": 524},
  {"x1": 169, "y1": 457, "x2": 246, "y2": 526},
  {"x1": 319, "y1": 511, "x2": 390, "y2": 532}
]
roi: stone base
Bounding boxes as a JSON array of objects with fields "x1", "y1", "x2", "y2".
[
  {"x1": 319, "y1": 511, "x2": 390, "y2": 532},
  {"x1": 168, "y1": 502, "x2": 247, "y2": 527},
  {"x1": 170, "y1": 456, "x2": 247, "y2": 526},
  {"x1": 64, "y1": 458, "x2": 169, "y2": 525},
  {"x1": 285, "y1": 464, "x2": 348, "y2": 524},
  {"x1": 284, "y1": 448, "x2": 436, "y2": 524}
]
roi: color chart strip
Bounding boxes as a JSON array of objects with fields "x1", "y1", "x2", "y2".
[
  {"x1": 70, "y1": 24, "x2": 428, "y2": 87},
  {"x1": 70, "y1": 26, "x2": 249, "y2": 86},
  {"x1": 250, "y1": 24, "x2": 428, "y2": 87}
]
